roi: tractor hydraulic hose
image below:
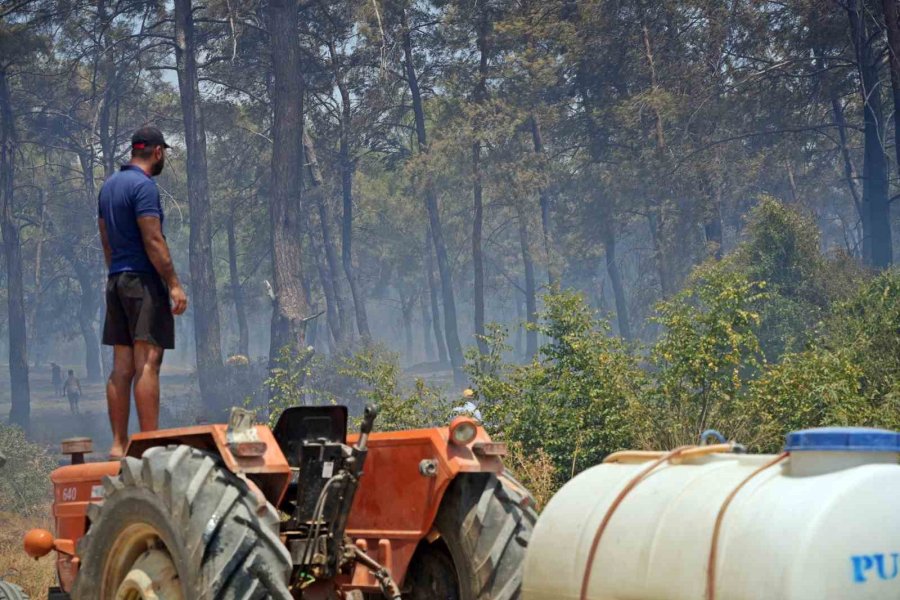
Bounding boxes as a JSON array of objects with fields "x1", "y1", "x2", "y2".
[
  {"x1": 300, "y1": 473, "x2": 345, "y2": 571},
  {"x1": 353, "y1": 546, "x2": 402, "y2": 600}
]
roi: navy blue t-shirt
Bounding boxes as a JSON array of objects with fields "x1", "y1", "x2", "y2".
[{"x1": 98, "y1": 165, "x2": 164, "y2": 275}]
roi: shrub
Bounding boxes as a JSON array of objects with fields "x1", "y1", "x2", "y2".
[
  {"x1": 746, "y1": 348, "x2": 866, "y2": 452},
  {"x1": 0, "y1": 425, "x2": 56, "y2": 516},
  {"x1": 468, "y1": 288, "x2": 643, "y2": 486},
  {"x1": 264, "y1": 344, "x2": 451, "y2": 431},
  {"x1": 729, "y1": 197, "x2": 863, "y2": 359},
  {"x1": 636, "y1": 264, "x2": 765, "y2": 449}
]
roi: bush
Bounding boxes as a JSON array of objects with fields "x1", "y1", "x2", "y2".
[
  {"x1": 337, "y1": 348, "x2": 452, "y2": 430},
  {"x1": 729, "y1": 197, "x2": 863, "y2": 359},
  {"x1": 264, "y1": 344, "x2": 451, "y2": 431},
  {"x1": 820, "y1": 271, "x2": 900, "y2": 431},
  {"x1": 0, "y1": 425, "x2": 56, "y2": 516},
  {"x1": 746, "y1": 349, "x2": 867, "y2": 452},
  {"x1": 636, "y1": 264, "x2": 765, "y2": 449},
  {"x1": 468, "y1": 288, "x2": 643, "y2": 487}
]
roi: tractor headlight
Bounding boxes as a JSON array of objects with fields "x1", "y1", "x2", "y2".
[{"x1": 450, "y1": 416, "x2": 478, "y2": 446}]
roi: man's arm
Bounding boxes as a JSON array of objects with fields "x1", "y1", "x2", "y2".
[
  {"x1": 136, "y1": 216, "x2": 188, "y2": 315},
  {"x1": 98, "y1": 218, "x2": 112, "y2": 269}
]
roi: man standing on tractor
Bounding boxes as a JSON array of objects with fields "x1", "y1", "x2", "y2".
[{"x1": 98, "y1": 126, "x2": 188, "y2": 459}]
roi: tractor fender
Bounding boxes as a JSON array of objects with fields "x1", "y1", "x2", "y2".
[
  {"x1": 344, "y1": 424, "x2": 509, "y2": 592},
  {"x1": 125, "y1": 424, "x2": 292, "y2": 506},
  {"x1": 40, "y1": 425, "x2": 291, "y2": 594}
]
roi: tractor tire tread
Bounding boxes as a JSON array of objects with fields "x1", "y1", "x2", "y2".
[
  {"x1": 433, "y1": 469, "x2": 538, "y2": 600},
  {"x1": 0, "y1": 580, "x2": 28, "y2": 600},
  {"x1": 72, "y1": 445, "x2": 291, "y2": 600}
]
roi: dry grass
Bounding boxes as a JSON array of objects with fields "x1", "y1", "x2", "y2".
[
  {"x1": 0, "y1": 509, "x2": 57, "y2": 596},
  {"x1": 506, "y1": 444, "x2": 558, "y2": 510}
]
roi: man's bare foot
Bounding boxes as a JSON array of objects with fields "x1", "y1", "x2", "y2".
[{"x1": 108, "y1": 445, "x2": 125, "y2": 460}]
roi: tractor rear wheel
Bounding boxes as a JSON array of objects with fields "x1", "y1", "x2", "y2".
[
  {"x1": 0, "y1": 580, "x2": 28, "y2": 600},
  {"x1": 71, "y1": 445, "x2": 292, "y2": 600},
  {"x1": 404, "y1": 471, "x2": 537, "y2": 600}
]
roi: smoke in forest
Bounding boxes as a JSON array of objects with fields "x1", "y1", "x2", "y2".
[{"x1": 0, "y1": 0, "x2": 898, "y2": 436}]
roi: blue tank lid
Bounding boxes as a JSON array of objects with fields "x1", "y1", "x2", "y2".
[{"x1": 784, "y1": 427, "x2": 900, "y2": 452}]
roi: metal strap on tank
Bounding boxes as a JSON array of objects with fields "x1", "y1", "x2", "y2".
[
  {"x1": 578, "y1": 446, "x2": 693, "y2": 600},
  {"x1": 705, "y1": 452, "x2": 790, "y2": 600}
]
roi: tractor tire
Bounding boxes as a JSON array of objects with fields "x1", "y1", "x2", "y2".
[
  {"x1": 0, "y1": 580, "x2": 28, "y2": 600},
  {"x1": 71, "y1": 445, "x2": 292, "y2": 600},
  {"x1": 404, "y1": 470, "x2": 538, "y2": 600}
]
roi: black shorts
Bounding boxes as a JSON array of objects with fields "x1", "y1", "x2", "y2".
[{"x1": 102, "y1": 272, "x2": 174, "y2": 349}]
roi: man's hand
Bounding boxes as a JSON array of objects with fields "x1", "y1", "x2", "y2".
[{"x1": 170, "y1": 284, "x2": 188, "y2": 315}]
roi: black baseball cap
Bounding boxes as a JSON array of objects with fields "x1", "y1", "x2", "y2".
[{"x1": 131, "y1": 126, "x2": 171, "y2": 150}]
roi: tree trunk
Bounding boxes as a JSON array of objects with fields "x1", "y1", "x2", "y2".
[
  {"x1": 514, "y1": 294, "x2": 524, "y2": 358},
  {"x1": 703, "y1": 204, "x2": 724, "y2": 259},
  {"x1": 831, "y1": 94, "x2": 863, "y2": 223},
  {"x1": 530, "y1": 115, "x2": 556, "y2": 287},
  {"x1": 883, "y1": 0, "x2": 900, "y2": 174},
  {"x1": 598, "y1": 195, "x2": 631, "y2": 340},
  {"x1": 267, "y1": 0, "x2": 309, "y2": 365},
  {"x1": 641, "y1": 23, "x2": 675, "y2": 294},
  {"x1": 28, "y1": 194, "x2": 44, "y2": 362},
  {"x1": 303, "y1": 131, "x2": 351, "y2": 347},
  {"x1": 335, "y1": 78, "x2": 371, "y2": 342},
  {"x1": 72, "y1": 258, "x2": 103, "y2": 381},
  {"x1": 647, "y1": 211, "x2": 673, "y2": 296},
  {"x1": 401, "y1": 290, "x2": 414, "y2": 361},
  {"x1": 420, "y1": 293, "x2": 435, "y2": 361},
  {"x1": 848, "y1": 0, "x2": 893, "y2": 267},
  {"x1": 0, "y1": 69, "x2": 30, "y2": 429},
  {"x1": 424, "y1": 226, "x2": 448, "y2": 364},
  {"x1": 174, "y1": 0, "x2": 224, "y2": 404},
  {"x1": 77, "y1": 151, "x2": 107, "y2": 380},
  {"x1": 472, "y1": 10, "x2": 490, "y2": 355},
  {"x1": 301, "y1": 270, "x2": 320, "y2": 352},
  {"x1": 516, "y1": 204, "x2": 538, "y2": 358},
  {"x1": 309, "y1": 228, "x2": 340, "y2": 350},
  {"x1": 472, "y1": 141, "x2": 486, "y2": 355},
  {"x1": 400, "y1": 7, "x2": 465, "y2": 382},
  {"x1": 97, "y1": 0, "x2": 118, "y2": 179},
  {"x1": 226, "y1": 212, "x2": 249, "y2": 357}
]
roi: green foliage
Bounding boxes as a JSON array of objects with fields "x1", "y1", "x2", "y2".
[
  {"x1": 337, "y1": 348, "x2": 452, "y2": 431},
  {"x1": 637, "y1": 265, "x2": 766, "y2": 448},
  {"x1": 823, "y1": 271, "x2": 900, "y2": 428},
  {"x1": 729, "y1": 197, "x2": 846, "y2": 359},
  {"x1": 468, "y1": 288, "x2": 643, "y2": 486},
  {"x1": 0, "y1": 425, "x2": 55, "y2": 516},
  {"x1": 735, "y1": 197, "x2": 825, "y2": 301},
  {"x1": 264, "y1": 347, "x2": 317, "y2": 426},
  {"x1": 264, "y1": 345, "x2": 451, "y2": 431},
  {"x1": 747, "y1": 349, "x2": 866, "y2": 452},
  {"x1": 466, "y1": 230, "x2": 900, "y2": 488}
]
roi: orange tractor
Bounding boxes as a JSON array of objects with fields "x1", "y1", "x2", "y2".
[{"x1": 22, "y1": 405, "x2": 536, "y2": 599}]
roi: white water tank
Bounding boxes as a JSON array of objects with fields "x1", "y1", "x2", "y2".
[{"x1": 522, "y1": 427, "x2": 900, "y2": 600}]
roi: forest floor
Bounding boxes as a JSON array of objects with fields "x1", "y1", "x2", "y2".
[
  {"x1": 0, "y1": 362, "x2": 198, "y2": 452},
  {"x1": 0, "y1": 510, "x2": 55, "y2": 596}
]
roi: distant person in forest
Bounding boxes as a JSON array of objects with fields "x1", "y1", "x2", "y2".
[
  {"x1": 51, "y1": 362, "x2": 62, "y2": 397},
  {"x1": 98, "y1": 126, "x2": 188, "y2": 459},
  {"x1": 63, "y1": 369, "x2": 81, "y2": 415}
]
